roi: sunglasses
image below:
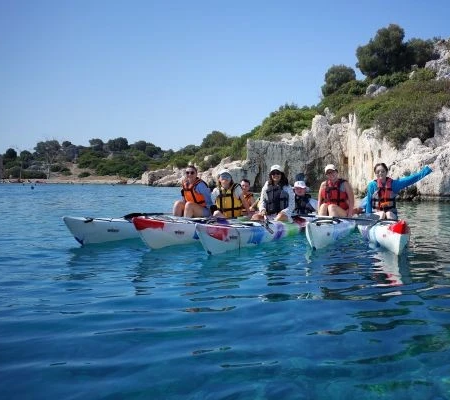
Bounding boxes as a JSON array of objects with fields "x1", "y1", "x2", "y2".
[
  {"x1": 270, "y1": 171, "x2": 281, "y2": 175},
  {"x1": 375, "y1": 169, "x2": 386, "y2": 174},
  {"x1": 325, "y1": 170, "x2": 336, "y2": 175},
  {"x1": 185, "y1": 170, "x2": 196, "y2": 175}
]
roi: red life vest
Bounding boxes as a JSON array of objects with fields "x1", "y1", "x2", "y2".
[
  {"x1": 322, "y1": 179, "x2": 349, "y2": 210},
  {"x1": 181, "y1": 178, "x2": 207, "y2": 206},
  {"x1": 371, "y1": 177, "x2": 396, "y2": 211}
]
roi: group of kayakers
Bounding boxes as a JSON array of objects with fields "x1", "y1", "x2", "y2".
[{"x1": 173, "y1": 162, "x2": 433, "y2": 221}]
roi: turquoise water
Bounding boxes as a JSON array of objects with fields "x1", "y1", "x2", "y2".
[{"x1": 1, "y1": 184, "x2": 450, "y2": 400}]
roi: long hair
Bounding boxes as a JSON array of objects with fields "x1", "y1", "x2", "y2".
[{"x1": 269, "y1": 172, "x2": 289, "y2": 187}]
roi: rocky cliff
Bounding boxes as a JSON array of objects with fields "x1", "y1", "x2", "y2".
[
  {"x1": 142, "y1": 105, "x2": 450, "y2": 199},
  {"x1": 142, "y1": 39, "x2": 450, "y2": 199}
]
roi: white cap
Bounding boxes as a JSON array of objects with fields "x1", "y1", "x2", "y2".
[
  {"x1": 324, "y1": 164, "x2": 337, "y2": 173},
  {"x1": 294, "y1": 180, "x2": 309, "y2": 190},
  {"x1": 270, "y1": 164, "x2": 283, "y2": 173}
]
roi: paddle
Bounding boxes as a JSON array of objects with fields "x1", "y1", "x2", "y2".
[
  {"x1": 263, "y1": 216, "x2": 274, "y2": 234},
  {"x1": 122, "y1": 212, "x2": 166, "y2": 221}
]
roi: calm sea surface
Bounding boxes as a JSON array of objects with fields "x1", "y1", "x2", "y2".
[{"x1": 1, "y1": 184, "x2": 450, "y2": 400}]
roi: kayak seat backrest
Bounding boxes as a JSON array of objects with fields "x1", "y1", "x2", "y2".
[{"x1": 388, "y1": 220, "x2": 410, "y2": 234}]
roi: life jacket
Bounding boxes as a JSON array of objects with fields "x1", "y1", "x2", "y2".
[
  {"x1": 294, "y1": 194, "x2": 314, "y2": 215},
  {"x1": 242, "y1": 192, "x2": 254, "y2": 211},
  {"x1": 264, "y1": 184, "x2": 289, "y2": 215},
  {"x1": 321, "y1": 179, "x2": 349, "y2": 210},
  {"x1": 181, "y1": 178, "x2": 208, "y2": 206},
  {"x1": 371, "y1": 177, "x2": 396, "y2": 211},
  {"x1": 216, "y1": 183, "x2": 243, "y2": 218}
]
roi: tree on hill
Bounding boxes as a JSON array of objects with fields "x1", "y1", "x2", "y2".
[
  {"x1": 34, "y1": 140, "x2": 62, "y2": 178},
  {"x1": 321, "y1": 65, "x2": 356, "y2": 96},
  {"x1": 89, "y1": 138, "x2": 105, "y2": 152},
  {"x1": 4, "y1": 148, "x2": 17, "y2": 161},
  {"x1": 356, "y1": 24, "x2": 435, "y2": 79},
  {"x1": 201, "y1": 131, "x2": 231, "y2": 148},
  {"x1": 107, "y1": 137, "x2": 129, "y2": 152}
]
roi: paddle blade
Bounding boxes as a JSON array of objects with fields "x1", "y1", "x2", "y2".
[{"x1": 353, "y1": 214, "x2": 380, "y2": 226}]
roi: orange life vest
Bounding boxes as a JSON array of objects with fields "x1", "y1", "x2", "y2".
[
  {"x1": 242, "y1": 192, "x2": 254, "y2": 211},
  {"x1": 322, "y1": 179, "x2": 349, "y2": 210},
  {"x1": 181, "y1": 178, "x2": 207, "y2": 206}
]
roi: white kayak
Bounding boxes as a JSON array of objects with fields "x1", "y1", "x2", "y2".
[
  {"x1": 195, "y1": 216, "x2": 310, "y2": 255},
  {"x1": 358, "y1": 219, "x2": 410, "y2": 255},
  {"x1": 63, "y1": 215, "x2": 142, "y2": 245},
  {"x1": 305, "y1": 217, "x2": 356, "y2": 250},
  {"x1": 133, "y1": 215, "x2": 213, "y2": 249}
]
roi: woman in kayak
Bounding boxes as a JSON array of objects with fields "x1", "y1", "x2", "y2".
[
  {"x1": 318, "y1": 164, "x2": 355, "y2": 217},
  {"x1": 251, "y1": 164, "x2": 294, "y2": 222},
  {"x1": 173, "y1": 165, "x2": 214, "y2": 218},
  {"x1": 365, "y1": 162, "x2": 433, "y2": 220},
  {"x1": 210, "y1": 170, "x2": 251, "y2": 218}
]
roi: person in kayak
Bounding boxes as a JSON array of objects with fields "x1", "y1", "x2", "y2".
[
  {"x1": 240, "y1": 179, "x2": 258, "y2": 215},
  {"x1": 210, "y1": 170, "x2": 251, "y2": 218},
  {"x1": 318, "y1": 164, "x2": 355, "y2": 217},
  {"x1": 365, "y1": 162, "x2": 433, "y2": 220},
  {"x1": 251, "y1": 164, "x2": 294, "y2": 222},
  {"x1": 292, "y1": 180, "x2": 317, "y2": 216},
  {"x1": 173, "y1": 165, "x2": 214, "y2": 218}
]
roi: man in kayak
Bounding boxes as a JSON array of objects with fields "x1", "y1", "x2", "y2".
[
  {"x1": 240, "y1": 178, "x2": 258, "y2": 215},
  {"x1": 365, "y1": 162, "x2": 433, "y2": 220},
  {"x1": 318, "y1": 164, "x2": 355, "y2": 218},
  {"x1": 173, "y1": 165, "x2": 214, "y2": 218},
  {"x1": 210, "y1": 170, "x2": 251, "y2": 218}
]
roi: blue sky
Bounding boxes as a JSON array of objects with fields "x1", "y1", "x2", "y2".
[{"x1": 1, "y1": 0, "x2": 449, "y2": 155}]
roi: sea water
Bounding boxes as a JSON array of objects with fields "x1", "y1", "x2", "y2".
[{"x1": 0, "y1": 183, "x2": 449, "y2": 400}]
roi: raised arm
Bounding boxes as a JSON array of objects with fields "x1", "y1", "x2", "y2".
[{"x1": 392, "y1": 165, "x2": 433, "y2": 193}]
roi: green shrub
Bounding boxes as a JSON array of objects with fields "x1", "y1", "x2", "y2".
[
  {"x1": 410, "y1": 68, "x2": 436, "y2": 81},
  {"x1": 373, "y1": 80, "x2": 450, "y2": 147},
  {"x1": 372, "y1": 72, "x2": 409, "y2": 87},
  {"x1": 78, "y1": 172, "x2": 91, "y2": 178},
  {"x1": 255, "y1": 107, "x2": 316, "y2": 139}
]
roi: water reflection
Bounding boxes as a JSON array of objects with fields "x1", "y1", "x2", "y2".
[{"x1": 371, "y1": 250, "x2": 411, "y2": 288}]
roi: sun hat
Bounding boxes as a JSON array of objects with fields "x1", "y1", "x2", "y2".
[
  {"x1": 218, "y1": 169, "x2": 232, "y2": 179},
  {"x1": 270, "y1": 164, "x2": 283, "y2": 173},
  {"x1": 324, "y1": 164, "x2": 337, "y2": 173},
  {"x1": 294, "y1": 180, "x2": 309, "y2": 191}
]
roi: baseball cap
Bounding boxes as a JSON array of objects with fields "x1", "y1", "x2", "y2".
[
  {"x1": 324, "y1": 164, "x2": 337, "y2": 173},
  {"x1": 294, "y1": 180, "x2": 309, "y2": 190},
  {"x1": 270, "y1": 164, "x2": 283, "y2": 173}
]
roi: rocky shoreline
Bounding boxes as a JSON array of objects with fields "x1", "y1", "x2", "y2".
[{"x1": 1, "y1": 176, "x2": 141, "y2": 185}]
